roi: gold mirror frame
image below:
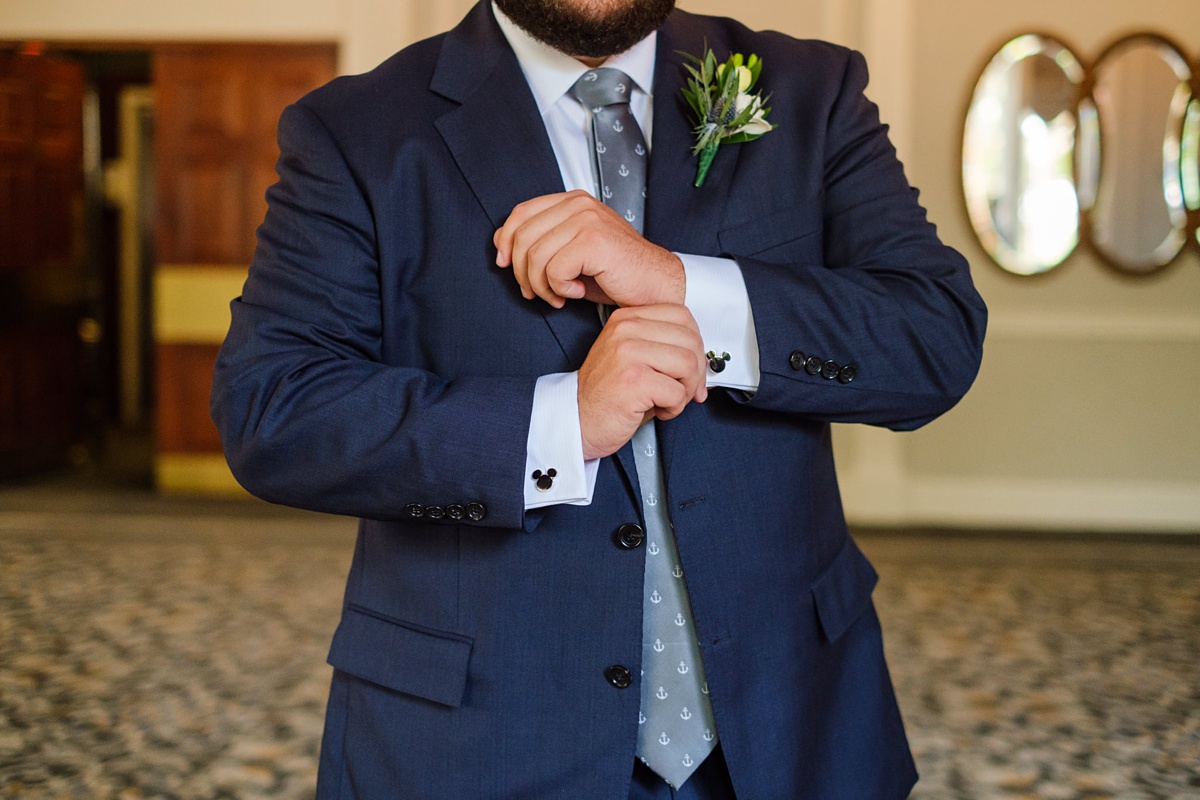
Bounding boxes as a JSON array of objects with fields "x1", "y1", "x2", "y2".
[{"x1": 962, "y1": 31, "x2": 1200, "y2": 277}]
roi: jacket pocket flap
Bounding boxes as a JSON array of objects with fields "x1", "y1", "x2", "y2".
[
  {"x1": 327, "y1": 605, "x2": 473, "y2": 708},
  {"x1": 810, "y1": 537, "x2": 879, "y2": 644},
  {"x1": 717, "y1": 202, "x2": 821, "y2": 260}
]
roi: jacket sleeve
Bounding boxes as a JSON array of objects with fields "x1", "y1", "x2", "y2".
[
  {"x1": 210, "y1": 102, "x2": 532, "y2": 526},
  {"x1": 737, "y1": 49, "x2": 987, "y2": 430}
]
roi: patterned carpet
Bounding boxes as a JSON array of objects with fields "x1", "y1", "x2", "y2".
[{"x1": 1, "y1": 489, "x2": 1197, "y2": 799}]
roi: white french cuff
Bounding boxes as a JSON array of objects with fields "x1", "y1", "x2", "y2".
[
  {"x1": 524, "y1": 371, "x2": 600, "y2": 509},
  {"x1": 678, "y1": 253, "x2": 761, "y2": 392}
]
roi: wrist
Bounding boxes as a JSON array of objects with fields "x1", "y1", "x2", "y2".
[{"x1": 654, "y1": 250, "x2": 686, "y2": 305}]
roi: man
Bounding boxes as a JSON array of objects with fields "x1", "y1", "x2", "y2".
[{"x1": 211, "y1": 0, "x2": 987, "y2": 797}]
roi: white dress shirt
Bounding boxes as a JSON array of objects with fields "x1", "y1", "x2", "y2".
[{"x1": 491, "y1": 5, "x2": 761, "y2": 509}]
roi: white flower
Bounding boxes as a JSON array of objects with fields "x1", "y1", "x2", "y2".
[{"x1": 732, "y1": 93, "x2": 772, "y2": 136}]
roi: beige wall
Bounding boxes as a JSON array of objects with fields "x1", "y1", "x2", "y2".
[
  {"x1": 4, "y1": 0, "x2": 1197, "y2": 530},
  {"x1": 876, "y1": 0, "x2": 1200, "y2": 531}
]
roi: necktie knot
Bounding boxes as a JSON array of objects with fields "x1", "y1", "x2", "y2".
[{"x1": 570, "y1": 67, "x2": 634, "y2": 109}]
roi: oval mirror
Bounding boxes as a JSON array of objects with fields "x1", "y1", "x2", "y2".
[
  {"x1": 963, "y1": 34, "x2": 1084, "y2": 275},
  {"x1": 1183, "y1": 97, "x2": 1199, "y2": 248},
  {"x1": 1086, "y1": 35, "x2": 1192, "y2": 274}
]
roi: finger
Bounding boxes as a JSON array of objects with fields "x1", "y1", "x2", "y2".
[
  {"x1": 615, "y1": 310, "x2": 708, "y2": 401},
  {"x1": 641, "y1": 369, "x2": 691, "y2": 420},
  {"x1": 495, "y1": 193, "x2": 568, "y2": 265},
  {"x1": 616, "y1": 338, "x2": 706, "y2": 403},
  {"x1": 509, "y1": 204, "x2": 596, "y2": 304},
  {"x1": 495, "y1": 191, "x2": 589, "y2": 266},
  {"x1": 578, "y1": 277, "x2": 614, "y2": 305},
  {"x1": 605, "y1": 312, "x2": 705, "y2": 357},
  {"x1": 525, "y1": 227, "x2": 587, "y2": 307}
]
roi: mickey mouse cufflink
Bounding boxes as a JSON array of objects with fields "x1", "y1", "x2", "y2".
[
  {"x1": 532, "y1": 468, "x2": 557, "y2": 492},
  {"x1": 706, "y1": 351, "x2": 731, "y2": 374}
]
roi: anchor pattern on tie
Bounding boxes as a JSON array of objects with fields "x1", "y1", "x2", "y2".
[
  {"x1": 629, "y1": 421, "x2": 718, "y2": 789},
  {"x1": 569, "y1": 68, "x2": 716, "y2": 790},
  {"x1": 568, "y1": 68, "x2": 646, "y2": 240}
]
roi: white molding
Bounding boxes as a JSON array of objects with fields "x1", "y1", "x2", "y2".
[
  {"x1": 841, "y1": 473, "x2": 1200, "y2": 532},
  {"x1": 987, "y1": 312, "x2": 1200, "y2": 341}
]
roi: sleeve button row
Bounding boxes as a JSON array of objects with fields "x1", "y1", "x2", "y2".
[
  {"x1": 788, "y1": 350, "x2": 857, "y2": 384},
  {"x1": 405, "y1": 501, "x2": 486, "y2": 522}
]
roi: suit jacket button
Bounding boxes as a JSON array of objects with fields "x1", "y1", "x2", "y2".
[
  {"x1": 821, "y1": 360, "x2": 839, "y2": 380},
  {"x1": 805, "y1": 355, "x2": 823, "y2": 375},
  {"x1": 789, "y1": 350, "x2": 806, "y2": 371},
  {"x1": 837, "y1": 365, "x2": 857, "y2": 384},
  {"x1": 405, "y1": 503, "x2": 424, "y2": 519},
  {"x1": 615, "y1": 523, "x2": 645, "y2": 549},
  {"x1": 446, "y1": 504, "x2": 465, "y2": 520},
  {"x1": 605, "y1": 665, "x2": 633, "y2": 689},
  {"x1": 425, "y1": 505, "x2": 445, "y2": 520},
  {"x1": 466, "y1": 502, "x2": 486, "y2": 522}
]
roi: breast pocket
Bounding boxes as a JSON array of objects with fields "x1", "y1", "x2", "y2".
[{"x1": 717, "y1": 202, "x2": 823, "y2": 265}]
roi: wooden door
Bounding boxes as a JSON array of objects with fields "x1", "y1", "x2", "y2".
[
  {"x1": 152, "y1": 44, "x2": 336, "y2": 491},
  {"x1": 0, "y1": 51, "x2": 86, "y2": 479}
]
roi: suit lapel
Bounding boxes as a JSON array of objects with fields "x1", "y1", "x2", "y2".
[
  {"x1": 644, "y1": 12, "x2": 742, "y2": 254},
  {"x1": 431, "y1": 6, "x2": 735, "y2": 495},
  {"x1": 431, "y1": 2, "x2": 600, "y2": 370},
  {"x1": 645, "y1": 12, "x2": 741, "y2": 480},
  {"x1": 431, "y1": 3, "x2": 638, "y2": 498}
]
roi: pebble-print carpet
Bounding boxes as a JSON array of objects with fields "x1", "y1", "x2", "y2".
[{"x1": 1, "y1": 490, "x2": 1197, "y2": 799}]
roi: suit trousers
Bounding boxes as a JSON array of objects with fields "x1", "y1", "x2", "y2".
[{"x1": 630, "y1": 746, "x2": 737, "y2": 800}]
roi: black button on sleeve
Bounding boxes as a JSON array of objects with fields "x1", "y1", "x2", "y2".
[
  {"x1": 605, "y1": 665, "x2": 633, "y2": 689},
  {"x1": 466, "y1": 502, "x2": 486, "y2": 522},
  {"x1": 445, "y1": 504, "x2": 465, "y2": 520},
  {"x1": 424, "y1": 505, "x2": 445, "y2": 520},
  {"x1": 821, "y1": 360, "x2": 840, "y2": 380},
  {"x1": 614, "y1": 523, "x2": 645, "y2": 549},
  {"x1": 789, "y1": 350, "x2": 806, "y2": 371},
  {"x1": 804, "y1": 355, "x2": 823, "y2": 375},
  {"x1": 837, "y1": 365, "x2": 857, "y2": 384},
  {"x1": 405, "y1": 503, "x2": 424, "y2": 519}
]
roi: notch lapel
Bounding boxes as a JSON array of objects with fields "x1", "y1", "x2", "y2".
[
  {"x1": 431, "y1": 3, "x2": 641, "y2": 500},
  {"x1": 644, "y1": 12, "x2": 743, "y2": 480},
  {"x1": 431, "y1": 2, "x2": 600, "y2": 369}
]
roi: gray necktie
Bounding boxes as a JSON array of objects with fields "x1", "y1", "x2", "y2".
[
  {"x1": 569, "y1": 68, "x2": 647, "y2": 232},
  {"x1": 570, "y1": 68, "x2": 718, "y2": 789}
]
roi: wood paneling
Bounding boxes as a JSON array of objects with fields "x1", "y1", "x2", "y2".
[
  {"x1": 0, "y1": 52, "x2": 86, "y2": 478},
  {"x1": 155, "y1": 342, "x2": 223, "y2": 453},
  {"x1": 0, "y1": 54, "x2": 84, "y2": 273},
  {"x1": 0, "y1": 324, "x2": 83, "y2": 477},
  {"x1": 153, "y1": 44, "x2": 336, "y2": 266},
  {"x1": 152, "y1": 43, "x2": 334, "y2": 475}
]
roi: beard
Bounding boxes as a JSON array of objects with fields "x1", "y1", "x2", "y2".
[{"x1": 495, "y1": 0, "x2": 676, "y2": 59}]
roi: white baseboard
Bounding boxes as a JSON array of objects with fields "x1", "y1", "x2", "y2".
[{"x1": 841, "y1": 474, "x2": 1200, "y2": 533}]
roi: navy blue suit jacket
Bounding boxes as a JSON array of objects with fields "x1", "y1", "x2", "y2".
[{"x1": 212, "y1": 3, "x2": 986, "y2": 798}]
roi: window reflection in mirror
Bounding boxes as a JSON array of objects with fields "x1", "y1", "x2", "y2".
[
  {"x1": 1088, "y1": 35, "x2": 1192, "y2": 274},
  {"x1": 963, "y1": 34, "x2": 1084, "y2": 275},
  {"x1": 1182, "y1": 97, "x2": 1199, "y2": 217}
]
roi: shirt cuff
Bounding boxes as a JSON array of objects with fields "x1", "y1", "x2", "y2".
[
  {"x1": 678, "y1": 253, "x2": 761, "y2": 392},
  {"x1": 525, "y1": 372, "x2": 599, "y2": 509}
]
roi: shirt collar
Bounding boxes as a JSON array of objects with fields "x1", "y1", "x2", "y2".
[{"x1": 491, "y1": 1, "x2": 657, "y2": 115}]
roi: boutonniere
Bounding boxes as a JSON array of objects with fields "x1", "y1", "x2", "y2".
[{"x1": 680, "y1": 48, "x2": 775, "y2": 187}]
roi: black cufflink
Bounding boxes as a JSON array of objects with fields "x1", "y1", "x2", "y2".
[
  {"x1": 705, "y1": 351, "x2": 731, "y2": 373},
  {"x1": 532, "y1": 468, "x2": 557, "y2": 492}
]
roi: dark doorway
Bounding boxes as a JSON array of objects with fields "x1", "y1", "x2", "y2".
[{"x1": 0, "y1": 44, "x2": 154, "y2": 487}]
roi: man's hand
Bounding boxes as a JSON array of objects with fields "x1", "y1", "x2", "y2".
[
  {"x1": 494, "y1": 190, "x2": 685, "y2": 309},
  {"x1": 577, "y1": 304, "x2": 707, "y2": 461}
]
